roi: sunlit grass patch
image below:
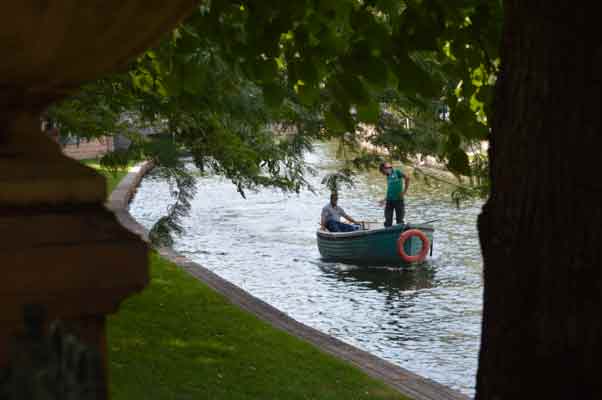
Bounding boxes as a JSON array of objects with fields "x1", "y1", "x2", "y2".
[
  {"x1": 108, "y1": 253, "x2": 408, "y2": 400},
  {"x1": 81, "y1": 158, "x2": 129, "y2": 193}
]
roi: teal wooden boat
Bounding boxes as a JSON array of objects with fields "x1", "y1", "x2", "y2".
[{"x1": 316, "y1": 223, "x2": 434, "y2": 267}]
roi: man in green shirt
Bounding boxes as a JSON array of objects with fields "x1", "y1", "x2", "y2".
[{"x1": 379, "y1": 162, "x2": 410, "y2": 227}]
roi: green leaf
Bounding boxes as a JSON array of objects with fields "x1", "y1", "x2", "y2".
[
  {"x1": 297, "y1": 58, "x2": 320, "y2": 86},
  {"x1": 356, "y1": 56, "x2": 390, "y2": 90},
  {"x1": 254, "y1": 58, "x2": 279, "y2": 82},
  {"x1": 319, "y1": 29, "x2": 349, "y2": 55},
  {"x1": 447, "y1": 131, "x2": 461, "y2": 150},
  {"x1": 262, "y1": 82, "x2": 286, "y2": 108},
  {"x1": 324, "y1": 109, "x2": 347, "y2": 134},
  {"x1": 447, "y1": 148, "x2": 471, "y2": 176},
  {"x1": 325, "y1": 104, "x2": 354, "y2": 134},
  {"x1": 376, "y1": 0, "x2": 403, "y2": 16},
  {"x1": 395, "y1": 55, "x2": 439, "y2": 98},
  {"x1": 450, "y1": 102, "x2": 488, "y2": 140},
  {"x1": 475, "y1": 84, "x2": 494, "y2": 120},
  {"x1": 356, "y1": 101, "x2": 380, "y2": 124},
  {"x1": 297, "y1": 83, "x2": 321, "y2": 106},
  {"x1": 337, "y1": 74, "x2": 371, "y2": 106}
]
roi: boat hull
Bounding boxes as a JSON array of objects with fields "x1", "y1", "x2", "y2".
[{"x1": 316, "y1": 224, "x2": 434, "y2": 267}]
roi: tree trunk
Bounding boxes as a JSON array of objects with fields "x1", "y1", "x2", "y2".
[{"x1": 476, "y1": 2, "x2": 602, "y2": 398}]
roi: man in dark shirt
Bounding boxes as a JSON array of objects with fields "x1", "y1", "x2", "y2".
[{"x1": 320, "y1": 193, "x2": 359, "y2": 232}]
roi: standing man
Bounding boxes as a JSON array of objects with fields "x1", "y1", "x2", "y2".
[
  {"x1": 379, "y1": 162, "x2": 410, "y2": 227},
  {"x1": 321, "y1": 193, "x2": 360, "y2": 232}
]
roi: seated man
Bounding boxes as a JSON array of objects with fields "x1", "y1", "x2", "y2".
[{"x1": 320, "y1": 193, "x2": 360, "y2": 232}]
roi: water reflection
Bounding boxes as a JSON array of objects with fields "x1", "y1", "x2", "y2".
[
  {"x1": 130, "y1": 142, "x2": 483, "y2": 395},
  {"x1": 319, "y1": 263, "x2": 435, "y2": 294}
]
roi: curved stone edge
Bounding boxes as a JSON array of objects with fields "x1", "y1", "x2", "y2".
[{"x1": 107, "y1": 162, "x2": 470, "y2": 400}]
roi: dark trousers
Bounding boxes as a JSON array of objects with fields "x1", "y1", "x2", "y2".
[
  {"x1": 326, "y1": 220, "x2": 358, "y2": 232},
  {"x1": 384, "y1": 199, "x2": 405, "y2": 227}
]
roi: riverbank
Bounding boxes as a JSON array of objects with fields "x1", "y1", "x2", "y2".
[
  {"x1": 91, "y1": 163, "x2": 411, "y2": 399},
  {"x1": 96, "y1": 160, "x2": 469, "y2": 400}
]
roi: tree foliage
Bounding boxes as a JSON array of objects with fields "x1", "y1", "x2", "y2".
[
  {"x1": 49, "y1": 0, "x2": 503, "y2": 242},
  {"x1": 191, "y1": 0, "x2": 501, "y2": 168}
]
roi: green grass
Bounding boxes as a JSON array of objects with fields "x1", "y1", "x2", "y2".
[
  {"x1": 81, "y1": 158, "x2": 129, "y2": 193},
  {"x1": 108, "y1": 253, "x2": 407, "y2": 400},
  {"x1": 89, "y1": 161, "x2": 408, "y2": 400}
]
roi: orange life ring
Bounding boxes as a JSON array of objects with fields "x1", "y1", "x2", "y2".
[{"x1": 397, "y1": 229, "x2": 430, "y2": 263}]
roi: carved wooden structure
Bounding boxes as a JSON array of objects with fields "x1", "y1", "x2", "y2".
[{"x1": 0, "y1": 2, "x2": 198, "y2": 397}]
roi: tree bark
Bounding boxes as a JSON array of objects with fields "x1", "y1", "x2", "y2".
[{"x1": 476, "y1": 2, "x2": 602, "y2": 399}]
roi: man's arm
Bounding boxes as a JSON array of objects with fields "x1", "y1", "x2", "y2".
[
  {"x1": 342, "y1": 212, "x2": 358, "y2": 225},
  {"x1": 402, "y1": 173, "x2": 410, "y2": 196}
]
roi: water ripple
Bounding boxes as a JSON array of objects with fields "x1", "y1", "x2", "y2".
[{"x1": 130, "y1": 143, "x2": 483, "y2": 396}]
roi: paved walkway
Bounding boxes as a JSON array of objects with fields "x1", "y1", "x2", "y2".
[{"x1": 106, "y1": 162, "x2": 470, "y2": 400}]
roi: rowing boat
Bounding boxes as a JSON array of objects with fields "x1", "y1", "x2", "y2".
[{"x1": 316, "y1": 222, "x2": 434, "y2": 267}]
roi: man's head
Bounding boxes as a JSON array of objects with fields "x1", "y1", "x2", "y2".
[
  {"x1": 330, "y1": 192, "x2": 338, "y2": 206},
  {"x1": 379, "y1": 162, "x2": 392, "y2": 175}
]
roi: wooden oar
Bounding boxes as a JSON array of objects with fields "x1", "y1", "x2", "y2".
[
  {"x1": 416, "y1": 219, "x2": 440, "y2": 225},
  {"x1": 360, "y1": 219, "x2": 440, "y2": 225}
]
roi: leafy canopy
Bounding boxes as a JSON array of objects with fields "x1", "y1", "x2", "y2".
[{"x1": 49, "y1": 0, "x2": 502, "y2": 242}]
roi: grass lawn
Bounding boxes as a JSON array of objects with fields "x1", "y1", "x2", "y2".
[
  {"x1": 93, "y1": 162, "x2": 408, "y2": 400},
  {"x1": 81, "y1": 159, "x2": 129, "y2": 193}
]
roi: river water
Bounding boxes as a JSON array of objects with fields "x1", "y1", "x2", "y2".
[{"x1": 130, "y1": 142, "x2": 484, "y2": 395}]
